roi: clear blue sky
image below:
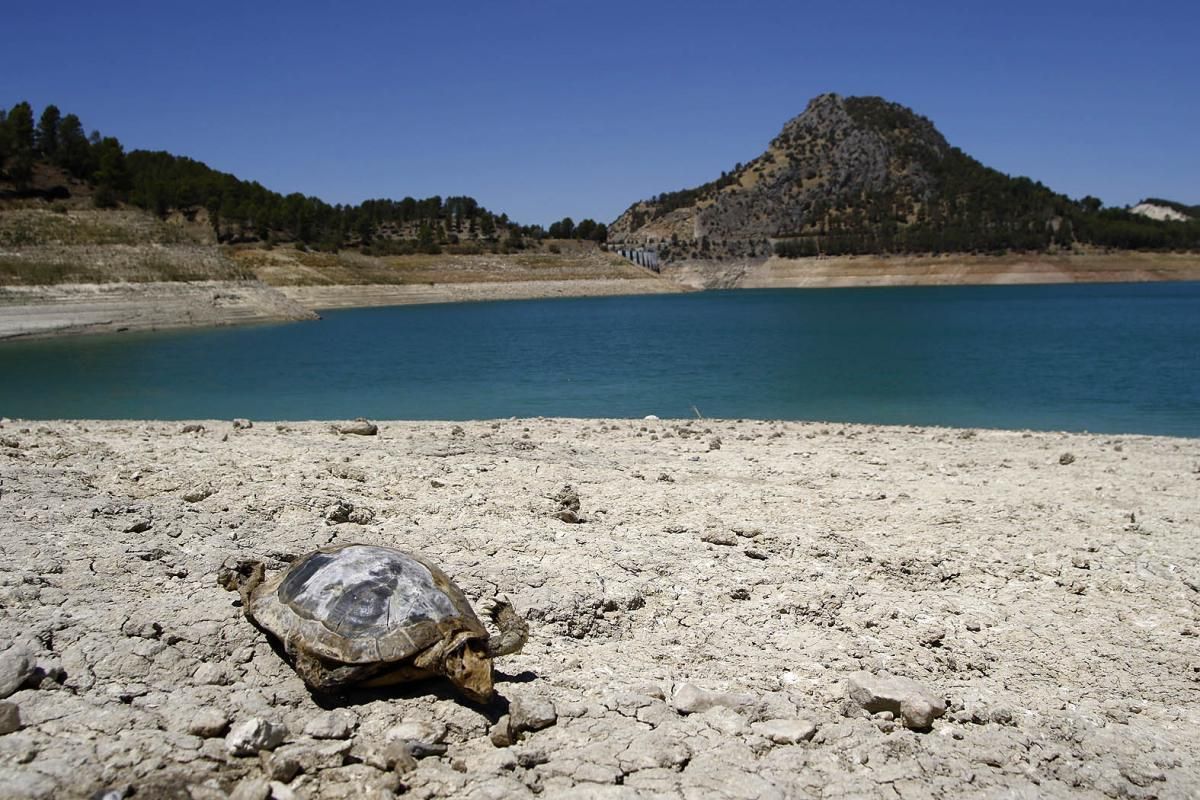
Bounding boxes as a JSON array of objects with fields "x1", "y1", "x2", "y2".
[{"x1": 3, "y1": 0, "x2": 1197, "y2": 226}]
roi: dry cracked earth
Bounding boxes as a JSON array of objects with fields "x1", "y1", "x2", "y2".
[{"x1": 0, "y1": 418, "x2": 1197, "y2": 799}]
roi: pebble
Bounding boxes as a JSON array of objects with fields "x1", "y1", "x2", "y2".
[
  {"x1": 336, "y1": 418, "x2": 378, "y2": 436},
  {"x1": 846, "y1": 671, "x2": 947, "y2": 730},
  {"x1": 228, "y1": 777, "x2": 271, "y2": 800},
  {"x1": 225, "y1": 718, "x2": 288, "y2": 756},
  {"x1": 186, "y1": 708, "x2": 230, "y2": 738},
  {"x1": 304, "y1": 709, "x2": 358, "y2": 740},
  {"x1": 751, "y1": 718, "x2": 818, "y2": 744},
  {"x1": 192, "y1": 662, "x2": 231, "y2": 686},
  {"x1": 489, "y1": 714, "x2": 513, "y2": 747},
  {"x1": 701, "y1": 530, "x2": 737, "y2": 546},
  {"x1": 698, "y1": 706, "x2": 749, "y2": 735},
  {"x1": 0, "y1": 701, "x2": 21, "y2": 734},
  {"x1": 182, "y1": 485, "x2": 215, "y2": 503},
  {"x1": 672, "y1": 683, "x2": 758, "y2": 716},
  {"x1": 0, "y1": 648, "x2": 35, "y2": 698},
  {"x1": 123, "y1": 518, "x2": 153, "y2": 534},
  {"x1": 1059, "y1": 452, "x2": 1076, "y2": 465},
  {"x1": 510, "y1": 694, "x2": 559, "y2": 735},
  {"x1": 385, "y1": 720, "x2": 446, "y2": 745}
]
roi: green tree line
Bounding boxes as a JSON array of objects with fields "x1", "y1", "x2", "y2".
[
  {"x1": 0, "y1": 101, "x2": 551, "y2": 253},
  {"x1": 545, "y1": 216, "x2": 607, "y2": 241}
]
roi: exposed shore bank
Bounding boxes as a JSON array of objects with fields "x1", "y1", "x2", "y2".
[
  {"x1": 0, "y1": 280, "x2": 317, "y2": 341},
  {"x1": 0, "y1": 417, "x2": 1197, "y2": 798},
  {"x1": 2, "y1": 250, "x2": 1198, "y2": 342},
  {"x1": 666, "y1": 251, "x2": 1200, "y2": 290}
]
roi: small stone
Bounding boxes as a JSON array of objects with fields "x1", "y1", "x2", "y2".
[
  {"x1": 269, "y1": 784, "x2": 298, "y2": 800},
  {"x1": 489, "y1": 714, "x2": 513, "y2": 747},
  {"x1": 751, "y1": 719, "x2": 818, "y2": 744},
  {"x1": 233, "y1": 419, "x2": 253, "y2": 430},
  {"x1": 744, "y1": 548, "x2": 769, "y2": 560},
  {"x1": 347, "y1": 507, "x2": 375, "y2": 525},
  {"x1": 229, "y1": 777, "x2": 271, "y2": 800},
  {"x1": 846, "y1": 671, "x2": 946, "y2": 730},
  {"x1": 270, "y1": 739, "x2": 352, "y2": 773},
  {"x1": 336, "y1": 418, "x2": 378, "y2": 436},
  {"x1": 124, "y1": 517, "x2": 153, "y2": 533},
  {"x1": 259, "y1": 750, "x2": 302, "y2": 782},
  {"x1": 91, "y1": 787, "x2": 132, "y2": 800},
  {"x1": 510, "y1": 695, "x2": 558, "y2": 735},
  {"x1": 729, "y1": 587, "x2": 751, "y2": 600},
  {"x1": 187, "y1": 708, "x2": 230, "y2": 738},
  {"x1": 698, "y1": 706, "x2": 749, "y2": 735},
  {"x1": 554, "y1": 509, "x2": 581, "y2": 523},
  {"x1": 183, "y1": 486, "x2": 215, "y2": 503},
  {"x1": 1059, "y1": 452, "x2": 1076, "y2": 465},
  {"x1": 672, "y1": 683, "x2": 757, "y2": 716},
  {"x1": 0, "y1": 701, "x2": 21, "y2": 734},
  {"x1": 181, "y1": 424, "x2": 205, "y2": 434},
  {"x1": 324, "y1": 500, "x2": 354, "y2": 524},
  {"x1": 701, "y1": 530, "x2": 737, "y2": 546},
  {"x1": 385, "y1": 720, "x2": 445, "y2": 745},
  {"x1": 385, "y1": 742, "x2": 419, "y2": 773},
  {"x1": 0, "y1": 648, "x2": 34, "y2": 699},
  {"x1": 225, "y1": 718, "x2": 287, "y2": 756},
  {"x1": 193, "y1": 662, "x2": 231, "y2": 686},
  {"x1": 304, "y1": 709, "x2": 358, "y2": 740}
]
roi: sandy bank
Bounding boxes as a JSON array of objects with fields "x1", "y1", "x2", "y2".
[
  {"x1": 0, "y1": 418, "x2": 1196, "y2": 798},
  {"x1": 0, "y1": 281, "x2": 316, "y2": 341},
  {"x1": 278, "y1": 277, "x2": 686, "y2": 311}
]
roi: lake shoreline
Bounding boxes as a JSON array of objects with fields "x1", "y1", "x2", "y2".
[
  {"x1": 1, "y1": 417, "x2": 1197, "y2": 797},
  {"x1": 2, "y1": 251, "x2": 1199, "y2": 341}
]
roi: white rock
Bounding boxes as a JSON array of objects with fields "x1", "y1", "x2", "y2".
[
  {"x1": 186, "y1": 708, "x2": 229, "y2": 738},
  {"x1": 751, "y1": 718, "x2": 818, "y2": 744},
  {"x1": 229, "y1": 776, "x2": 270, "y2": 800},
  {"x1": 672, "y1": 683, "x2": 758, "y2": 716},
  {"x1": 304, "y1": 709, "x2": 358, "y2": 740},
  {"x1": 225, "y1": 718, "x2": 288, "y2": 756},
  {"x1": 846, "y1": 671, "x2": 946, "y2": 729},
  {"x1": 0, "y1": 648, "x2": 34, "y2": 699},
  {"x1": 698, "y1": 705, "x2": 749, "y2": 735},
  {"x1": 385, "y1": 720, "x2": 445, "y2": 744},
  {"x1": 509, "y1": 694, "x2": 558, "y2": 734},
  {"x1": 0, "y1": 702, "x2": 21, "y2": 734}
]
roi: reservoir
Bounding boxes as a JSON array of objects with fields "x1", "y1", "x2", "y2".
[{"x1": 1, "y1": 282, "x2": 1198, "y2": 436}]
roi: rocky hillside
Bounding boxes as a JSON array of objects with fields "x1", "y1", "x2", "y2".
[{"x1": 610, "y1": 94, "x2": 1200, "y2": 261}]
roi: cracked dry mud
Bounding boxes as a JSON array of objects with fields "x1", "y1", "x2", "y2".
[{"x1": 0, "y1": 419, "x2": 1197, "y2": 799}]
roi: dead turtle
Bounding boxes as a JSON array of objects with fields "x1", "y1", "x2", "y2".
[{"x1": 218, "y1": 543, "x2": 527, "y2": 702}]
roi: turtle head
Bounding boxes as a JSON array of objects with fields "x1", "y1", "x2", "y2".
[
  {"x1": 217, "y1": 558, "x2": 266, "y2": 607},
  {"x1": 443, "y1": 640, "x2": 494, "y2": 704}
]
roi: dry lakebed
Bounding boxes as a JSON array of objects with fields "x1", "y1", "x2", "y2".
[{"x1": 0, "y1": 418, "x2": 1197, "y2": 798}]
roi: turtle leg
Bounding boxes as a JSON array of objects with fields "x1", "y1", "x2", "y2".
[
  {"x1": 480, "y1": 595, "x2": 529, "y2": 657},
  {"x1": 292, "y1": 650, "x2": 378, "y2": 693}
]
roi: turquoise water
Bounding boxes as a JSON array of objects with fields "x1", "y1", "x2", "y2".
[{"x1": 1, "y1": 283, "x2": 1198, "y2": 435}]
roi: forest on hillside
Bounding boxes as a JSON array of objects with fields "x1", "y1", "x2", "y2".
[{"x1": 0, "y1": 102, "x2": 607, "y2": 254}]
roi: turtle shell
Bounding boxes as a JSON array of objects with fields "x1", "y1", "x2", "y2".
[{"x1": 249, "y1": 544, "x2": 488, "y2": 665}]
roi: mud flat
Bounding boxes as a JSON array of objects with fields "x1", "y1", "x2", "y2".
[
  {"x1": 0, "y1": 418, "x2": 1197, "y2": 798},
  {"x1": 0, "y1": 281, "x2": 316, "y2": 341}
]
